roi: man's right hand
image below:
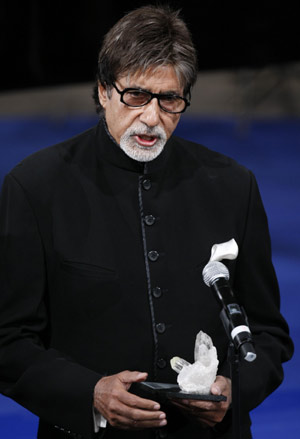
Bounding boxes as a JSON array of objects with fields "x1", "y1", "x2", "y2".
[{"x1": 93, "y1": 370, "x2": 167, "y2": 430}]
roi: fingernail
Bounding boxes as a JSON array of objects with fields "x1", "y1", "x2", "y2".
[
  {"x1": 137, "y1": 372, "x2": 147, "y2": 379},
  {"x1": 153, "y1": 404, "x2": 160, "y2": 410},
  {"x1": 159, "y1": 419, "x2": 167, "y2": 426},
  {"x1": 212, "y1": 386, "x2": 221, "y2": 395},
  {"x1": 159, "y1": 413, "x2": 166, "y2": 419}
]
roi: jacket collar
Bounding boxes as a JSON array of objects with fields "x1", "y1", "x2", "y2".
[{"x1": 95, "y1": 117, "x2": 172, "y2": 174}]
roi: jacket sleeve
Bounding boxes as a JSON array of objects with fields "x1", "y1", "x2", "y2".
[
  {"x1": 232, "y1": 170, "x2": 294, "y2": 413},
  {"x1": 0, "y1": 173, "x2": 102, "y2": 439}
]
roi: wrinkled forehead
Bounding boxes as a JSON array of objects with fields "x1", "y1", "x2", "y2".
[{"x1": 116, "y1": 65, "x2": 185, "y2": 94}]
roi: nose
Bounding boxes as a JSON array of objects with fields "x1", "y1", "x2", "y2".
[{"x1": 139, "y1": 98, "x2": 160, "y2": 127}]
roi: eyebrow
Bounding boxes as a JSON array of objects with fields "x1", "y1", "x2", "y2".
[{"x1": 125, "y1": 84, "x2": 183, "y2": 96}]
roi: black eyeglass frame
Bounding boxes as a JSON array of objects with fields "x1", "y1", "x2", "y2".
[{"x1": 112, "y1": 83, "x2": 190, "y2": 114}]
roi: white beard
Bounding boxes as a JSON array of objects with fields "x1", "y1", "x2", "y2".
[{"x1": 119, "y1": 122, "x2": 167, "y2": 162}]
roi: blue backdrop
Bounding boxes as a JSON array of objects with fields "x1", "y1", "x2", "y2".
[{"x1": 0, "y1": 115, "x2": 299, "y2": 438}]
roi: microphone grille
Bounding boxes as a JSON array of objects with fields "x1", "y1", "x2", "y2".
[{"x1": 202, "y1": 261, "x2": 229, "y2": 286}]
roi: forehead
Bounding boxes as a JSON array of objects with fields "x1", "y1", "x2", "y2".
[{"x1": 118, "y1": 65, "x2": 183, "y2": 93}]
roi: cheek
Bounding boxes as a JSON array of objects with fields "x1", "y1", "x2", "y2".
[
  {"x1": 164, "y1": 116, "x2": 180, "y2": 138},
  {"x1": 110, "y1": 110, "x2": 139, "y2": 143},
  {"x1": 116, "y1": 113, "x2": 135, "y2": 135}
]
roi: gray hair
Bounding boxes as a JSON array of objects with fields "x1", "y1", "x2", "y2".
[{"x1": 93, "y1": 5, "x2": 198, "y2": 113}]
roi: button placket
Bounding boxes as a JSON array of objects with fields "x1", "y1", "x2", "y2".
[{"x1": 139, "y1": 172, "x2": 169, "y2": 380}]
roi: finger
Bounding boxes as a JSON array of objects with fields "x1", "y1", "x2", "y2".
[
  {"x1": 187, "y1": 400, "x2": 217, "y2": 411},
  {"x1": 170, "y1": 399, "x2": 192, "y2": 412},
  {"x1": 108, "y1": 411, "x2": 167, "y2": 430},
  {"x1": 171, "y1": 398, "x2": 217, "y2": 412},
  {"x1": 104, "y1": 398, "x2": 167, "y2": 430},
  {"x1": 171, "y1": 398, "x2": 225, "y2": 419},
  {"x1": 119, "y1": 370, "x2": 148, "y2": 386},
  {"x1": 211, "y1": 375, "x2": 231, "y2": 395},
  {"x1": 120, "y1": 405, "x2": 167, "y2": 423},
  {"x1": 131, "y1": 417, "x2": 167, "y2": 430},
  {"x1": 171, "y1": 400, "x2": 217, "y2": 427},
  {"x1": 118, "y1": 389, "x2": 161, "y2": 411},
  {"x1": 211, "y1": 384, "x2": 221, "y2": 395},
  {"x1": 211, "y1": 376, "x2": 232, "y2": 409}
]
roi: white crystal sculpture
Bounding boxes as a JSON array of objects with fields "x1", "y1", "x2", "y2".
[{"x1": 171, "y1": 331, "x2": 219, "y2": 394}]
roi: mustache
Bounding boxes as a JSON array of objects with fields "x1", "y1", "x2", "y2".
[{"x1": 126, "y1": 124, "x2": 166, "y2": 139}]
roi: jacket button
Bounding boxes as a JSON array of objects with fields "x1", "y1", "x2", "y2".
[
  {"x1": 144, "y1": 214, "x2": 156, "y2": 226},
  {"x1": 158, "y1": 428, "x2": 168, "y2": 438},
  {"x1": 152, "y1": 286, "x2": 162, "y2": 298},
  {"x1": 157, "y1": 358, "x2": 167, "y2": 369},
  {"x1": 142, "y1": 179, "x2": 151, "y2": 190},
  {"x1": 148, "y1": 250, "x2": 159, "y2": 261},
  {"x1": 156, "y1": 323, "x2": 166, "y2": 334}
]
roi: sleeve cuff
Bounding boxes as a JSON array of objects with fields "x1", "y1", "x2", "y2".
[{"x1": 93, "y1": 407, "x2": 107, "y2": 432}]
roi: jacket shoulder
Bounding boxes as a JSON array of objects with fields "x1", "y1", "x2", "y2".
[
  {"x1": 172, "y1": 134, "x2": 251, "y2": 177},
  {"x1": 8, "y1": 125, "x2": 97, "y2": 188}
]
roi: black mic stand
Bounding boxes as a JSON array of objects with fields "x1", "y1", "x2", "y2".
[
  {"x1": 219, "y1": 309, "x2": 256, "y2": 439},
  {"x1": 227, "y1": 341, "x2": 241, "y2": 439}
]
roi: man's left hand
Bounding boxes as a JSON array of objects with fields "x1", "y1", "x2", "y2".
[{"x1": 170, "y1": 375, "x2": 232, "y2": 428}]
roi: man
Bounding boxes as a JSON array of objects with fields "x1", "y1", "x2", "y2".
[{"x1": 0, "y1": 5, "x2": 293, "y2": 439}]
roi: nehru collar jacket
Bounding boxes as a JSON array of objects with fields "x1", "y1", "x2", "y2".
[{"x1": 0, "y1": 118, "x2": 293, "y2": 439}]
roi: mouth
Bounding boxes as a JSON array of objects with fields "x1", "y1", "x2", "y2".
[{"x1": 133, "y1": 134, "x2": 158, "y2": 147}]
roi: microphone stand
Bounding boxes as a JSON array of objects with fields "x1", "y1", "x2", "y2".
[
  {"x1": 227, "y1": 342, "x2": 241, "y2": 439},
  {"x1": 220, "y1": 309, "x2": 242, "y2": 439},
  {"x1": 202, "y1": 260, "x2": 257, "y2": 438}
]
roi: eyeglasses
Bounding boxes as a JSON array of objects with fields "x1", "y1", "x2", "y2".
[{"x1": 112, "y1": 83, "x2": 190, "y2": 114}]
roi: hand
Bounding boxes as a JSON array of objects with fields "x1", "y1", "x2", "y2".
[
  {"x1": 170, "y1": 375, "x2": 232, "y2": 428},
  {"x1": 94, "y1": 370, "x2": 167, "y2": 430}
]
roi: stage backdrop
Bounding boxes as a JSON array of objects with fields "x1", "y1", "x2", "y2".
[{"x1": 0, "y1": 114, "x2": 299, "y2": 438}]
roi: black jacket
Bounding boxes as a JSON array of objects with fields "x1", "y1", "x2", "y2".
[{"x1": 0, "y1": 119, "x2": 293, "y2": 438}]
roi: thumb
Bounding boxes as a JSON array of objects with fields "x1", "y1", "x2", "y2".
[
  {"x1": 210, "y1": 375, "x2": 225, "y2": 395},
  {"x1": 119, "y1": 370, "x2": 148, "y2": 385}
]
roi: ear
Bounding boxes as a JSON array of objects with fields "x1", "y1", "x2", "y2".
[{"x1": 98, "y1": 83, "x2": 109, "y2": 108}]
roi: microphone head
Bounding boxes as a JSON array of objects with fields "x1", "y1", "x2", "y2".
[{"x1": 202, "y1": 261, "x2": 229, "y2": 287}]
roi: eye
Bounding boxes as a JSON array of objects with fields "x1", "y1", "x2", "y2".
[
  {"x1": 160, "y1": 95, "x2": 181, "y2": 107},
  {"x1": 127, "y1": 90, "x2": 147, "y2": 98},
  {"x1": 159, "y1": 95, "x2": 186, "y2": 113},
  {"x1": 161, "y1": 95, "x2": 177, "y2": 102},
  {"x1": 123, "y1": 90, "x2": 150, "y2": 106}
]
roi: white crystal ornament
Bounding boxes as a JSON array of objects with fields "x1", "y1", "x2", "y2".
[
  {"x1": 171, "y1": 331, "x2": 219, "y2": 394},
  {"x1": 170, "y1": 356, "x2": 191, "y2": 374}
]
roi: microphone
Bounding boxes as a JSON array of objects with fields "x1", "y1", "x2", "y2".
[{"x1": 202, "y1": 261, "x2": 256, "y2": 362}]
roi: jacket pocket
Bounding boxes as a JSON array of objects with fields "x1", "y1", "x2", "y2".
[{"x1": 60, "y1": 260, "x2": 117, "y2": 280}]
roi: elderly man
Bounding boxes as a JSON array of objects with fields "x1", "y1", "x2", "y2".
[{"x1": 0, "y1": 5, "x2": 293, "y2": 439}]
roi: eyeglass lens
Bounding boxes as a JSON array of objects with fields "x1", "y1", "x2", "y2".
[{"x1": 123, "y1": 90, "x2": 186, "y2": 113}]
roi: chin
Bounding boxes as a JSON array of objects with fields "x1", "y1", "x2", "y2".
[{"x1": 120, "y1": 142, "x2": 165, "y2": 162}]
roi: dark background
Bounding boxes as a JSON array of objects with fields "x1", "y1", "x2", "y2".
[
  {"x1": 1, "y1": 0, "x2": 299, "y2": 92},
  {"x1": 0, "y1": 2, "x2": 300, "y2": 438}
]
